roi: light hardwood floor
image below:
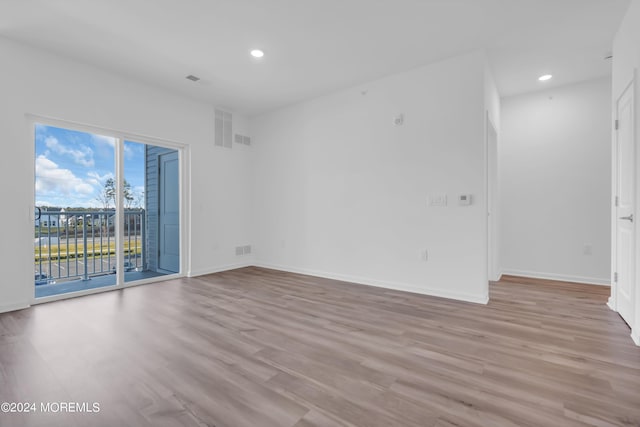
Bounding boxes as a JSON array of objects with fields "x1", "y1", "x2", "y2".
[{"x1": 1, "y1": 267, "x2": 639, "y2": 427}]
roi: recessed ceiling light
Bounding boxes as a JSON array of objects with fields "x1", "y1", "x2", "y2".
[
  {"x1": 250, "y1": 49, "x2": 265, "y2": 58},
  {"x1": 538, "y1": 74, "x2": 553, "y2": 82}
]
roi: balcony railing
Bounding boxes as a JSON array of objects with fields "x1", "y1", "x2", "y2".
[{"x1": 35, "y1": 209, "x2": 145, "y2": 284}]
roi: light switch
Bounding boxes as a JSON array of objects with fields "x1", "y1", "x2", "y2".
[{"x1": 458, "y1": 194, "x2": 472, "y2": 206}]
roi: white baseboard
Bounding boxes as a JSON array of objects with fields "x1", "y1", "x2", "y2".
[
  {"x1": 607, "y1": 296, "x2": 616, "y2": 311},
  {"x1": 254, "y1": 262, "x2": 489, "y2": 305},
  {"x1": 189, "y1": 261, "x2": 254, "y2": 278},
  {"x1": 0, "y1": 301, "x2": 30, "y2": 314},
  {"x1": 490, "y1": 270, "x2": 504, "y2": 282},
  {"x1": 632, "y1": 329, "x2": 640, "y2": 346},
  {"x1": 501, "y1": 269, "x2": 610, "y2": 286}
]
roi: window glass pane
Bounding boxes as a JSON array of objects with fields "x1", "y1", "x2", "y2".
[
  {"x1": 35, "y1": 124, "x2": 117, "y2": 298},
  {"x1": 123, "y1": 141, "x2": 180, "y2": 284}
]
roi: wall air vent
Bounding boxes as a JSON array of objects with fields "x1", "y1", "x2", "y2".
[
  {"x1": 235, "y1": 245, "x2": 252, "y2": 256},
  {"x1": 215, "y1": 109, "x2": 233, "y2": 148},
  {"x1": 234, "y1": 134, "x2": 252, "y2": 146}
]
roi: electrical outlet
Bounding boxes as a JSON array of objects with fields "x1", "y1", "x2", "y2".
[
  {"x1": 235, "y1": 246, "x2": 244, "y2": 256},
  {"x1": 583, "y1": 244, "x2": 592, "y2": 256}
]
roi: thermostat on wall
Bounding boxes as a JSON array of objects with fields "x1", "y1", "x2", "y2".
[{"x1": 458, "y1": 194, "x2": 472, "y2": 206}]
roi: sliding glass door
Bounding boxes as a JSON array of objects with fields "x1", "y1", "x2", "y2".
[{"x1": 34, "y1": 123, "x2": 180, "y2": 300}]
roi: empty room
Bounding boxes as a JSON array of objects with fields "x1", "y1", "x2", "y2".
[{"x1": 1, "y1": 1, "x2": 640, "y2": 426}]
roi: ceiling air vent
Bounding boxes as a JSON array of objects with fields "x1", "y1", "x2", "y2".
[{"x1": 185, "y1": 75, "x2": 200, "y2": 82}]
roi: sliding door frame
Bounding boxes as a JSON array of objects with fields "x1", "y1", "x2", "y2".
[{"x1": 26, "y1": 114, "x2": 190, "y2": 305}]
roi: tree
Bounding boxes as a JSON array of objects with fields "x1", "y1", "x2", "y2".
[
  {"x1": 96, "y1": 178, "x2": 115, "y2": 209},
  {"x1": 96, "y1": 178, "x2": 134, "y2": 209},
  {"x1": 123, "y1": 180, "x2": 134, "y2": 208},
  {"x1": 133, "y1": 190, "x2": 145, "y2": 209}
]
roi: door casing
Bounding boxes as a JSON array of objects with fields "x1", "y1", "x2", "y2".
[
  {"x1": 610, "y1": 76, "x2": 636, "y2": 332},
  {"x1": 26, "y1": 114, "x2": 189, "y2": 306}
]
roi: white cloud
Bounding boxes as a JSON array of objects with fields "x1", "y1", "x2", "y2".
[
  {"x1": 35, "y1": 155, "x2": 95, "y2": 197},
  {"x1": 45, "y1": 136, "x2": 95, "y2": 167},
  {"x1": 124, "y1": 144, "x2": 135, "y2": 159},
  {"x1": 92, "y1": 134, "x2": 137, "y2": 159},
  {"x1": 92, "y1": 134, "x2": 116, "y2": 147},
  {"x1": 87, "y1": 171, "x2": 114, "y2": 186},
  {"x1": 35, "y1": 125, "x2": 49, "y2": 142}
]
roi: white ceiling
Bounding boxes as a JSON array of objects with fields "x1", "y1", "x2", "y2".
[{"x1": 0, "y1": 0, "x2": 630, "y2": 116}]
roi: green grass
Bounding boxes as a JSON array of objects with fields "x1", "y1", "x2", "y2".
[{"x1": 35, "y1": 242, "x2": 142, "y2": 262}]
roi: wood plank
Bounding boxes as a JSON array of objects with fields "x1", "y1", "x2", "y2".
[{"x1": 0, "y1": 267, "x2": 638, "y2": 427}]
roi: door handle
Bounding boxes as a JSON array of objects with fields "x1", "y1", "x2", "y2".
[
  {"x1": 619, "y1": 214, "x2": 634, "y2": 222},
  {"x1": 35, "y1": 206, "x2": 41, "y2": 221}
]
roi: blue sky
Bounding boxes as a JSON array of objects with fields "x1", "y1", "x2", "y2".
[{"x1": 35, "y1": 124, "x2": 145, "y2": 208}]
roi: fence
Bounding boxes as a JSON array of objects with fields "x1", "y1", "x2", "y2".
[{"x1": 34, "y1": 210, "x2": 146, "y2": 282}]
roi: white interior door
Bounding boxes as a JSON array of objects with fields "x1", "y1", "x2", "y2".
[{"x1": 615, "y1": 80, "x2": 636, "y2": 327}]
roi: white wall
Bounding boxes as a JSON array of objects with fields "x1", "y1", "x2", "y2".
[
  {"x1": 251, "y1": 51, "x2": 494, "y2": 304},
  {"x1": 612, "y1": 0, "x2": 640, "y2": 345},
  {"x1": 485, "y1": 60, "x2": 501, "y2": 281},
  {"x1": 0, "y1": 40, "x2": 499, "y2": 311},
  {"x1": 485, "y1": 61, "x2": 501, "y2": 132},
  {"x1": 500, "y1": 78, "x2": 612, "y2": 285},
  {"x1": 0, "y1": 37, "x2": 254, "y2": 313}
]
